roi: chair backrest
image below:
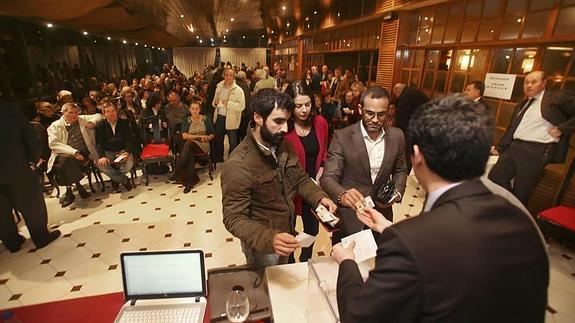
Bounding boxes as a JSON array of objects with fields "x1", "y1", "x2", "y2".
[
  {"x1": 553, "y1": 156, "x2": 575, "y2": 207},
  {"x1": 140, "y1": 115, "x2": 171, "y2": 145}
]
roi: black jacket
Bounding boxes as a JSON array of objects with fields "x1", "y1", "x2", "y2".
[
  {"x1": 337, "y1": 180, "x2": 548, "y2": 323},
  {"x1": 95, "y1": 118, "x2": 134, "y2": 156},
  {"x1": 395, "y1": 87, "x2": 429, "y2": 133},
  {"x1": 0, "y1": 104, "x2": 40, "y2": 183}
]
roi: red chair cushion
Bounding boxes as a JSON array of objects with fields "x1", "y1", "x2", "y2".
[
  {"x1": 539, "y1": 206, "x2": 575, "y2": 232},
  {"x1": 141, "y1": 144, "x2": 170, "y2": 159}
]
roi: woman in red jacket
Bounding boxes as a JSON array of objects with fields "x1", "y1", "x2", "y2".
[{"x1": 284, "y1": 80, "x2": 330, "y2": 262}]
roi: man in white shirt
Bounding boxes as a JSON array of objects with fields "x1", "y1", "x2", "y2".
[
  {"x1": 489, "y1": 71, "x2": 575, "y2": 205},
  {"x1": 321, "y1": 86, "x2": 407, "y2": 243}
]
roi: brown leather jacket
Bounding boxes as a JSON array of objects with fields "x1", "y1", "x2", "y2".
[{"x1": 221, "y1": 131, "x2": 328, "y2": 253}]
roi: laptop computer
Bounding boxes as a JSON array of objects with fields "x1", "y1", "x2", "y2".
[{"x1": 114, "y1": 249, "x2": 207, "y2": 323}]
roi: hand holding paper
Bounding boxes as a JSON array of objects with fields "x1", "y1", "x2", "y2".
[
  {"x1": 295, "y1": 232, "x2": 316, "y2": 248},
  {"x1": 340, "y1": 229, "x2": 378, "y2": 263},
  {"x1": 357, "y1": 208, "x2": 393, "y2": 234}
]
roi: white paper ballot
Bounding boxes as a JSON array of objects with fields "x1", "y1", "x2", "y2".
[
  {"x1": 364, "y1": 196, "x2": 375, "y2": 208},
  {"x1": 295, "y1": 232, "x2": 316, "y2": 248},
  {"x1": 341, "y1": 229, "x2": 378, "y2": 263}
]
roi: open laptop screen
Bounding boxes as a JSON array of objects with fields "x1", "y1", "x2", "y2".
[{"x1": 121, "y1": 250, "x2": 206, "y2": 300}]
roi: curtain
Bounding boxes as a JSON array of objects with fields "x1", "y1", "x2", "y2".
[
  {"x1": 219, "y1": 48, "x2": 266, "y2": 69},
  {"x1": 173, "y1": 47, "x2": 216, "y2": 78}
]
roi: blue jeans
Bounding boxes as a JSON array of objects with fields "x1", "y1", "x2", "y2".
[
  {"x1": 98, "y1": 151, "x2": 134, "y2": 184},
  {"x1": 214, "y1": 115, "x2": 239, "y2": 161},
  {"x1": 241, "y1": 241, "x2": 288, "y2": 270}
]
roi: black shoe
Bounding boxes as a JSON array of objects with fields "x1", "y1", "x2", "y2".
[
  {"x1": 111, "y1": 181, "x2": 120, "y2": 192},
  {"x1": 6, "y1": 235, "x2": 26, "y2": 253},
  {"x1": 183, "y1": 185, "x2": 192, "y2": 194},
  {"x1": 60, "y1": 190, "x2": 75, "y2": 207},
  {"x1": 78, "y1": 188, "x2": 91, "y2": 199},
  {"x1": 123, "y1": 178, "x2": 132, "y2": 191},
  {"x1": 35, "y1": 230, "x2": 61, "y2": 250}
]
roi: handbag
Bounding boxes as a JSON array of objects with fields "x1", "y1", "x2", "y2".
[{"x1": 372, "y1": 178, "x2": 400, "y2": 205}]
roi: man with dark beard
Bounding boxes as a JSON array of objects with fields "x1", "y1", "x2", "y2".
[{"x1": 221, "y1": 89, "x2": 337, "y2": 269}]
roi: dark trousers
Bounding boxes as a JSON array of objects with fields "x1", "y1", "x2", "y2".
[
  {"x1": 214, "y1": 115, "x2": 238, "y2": 162},
  {"x1": 0, "y1": 169, "x2": 51, "y2": 249},
  {"x1": 174, "y1": 141, "x2": 203, "y2": 186},
  {"x1": 52, "y1": 154, "x2": 86, "y2": 186},
  {"x1": 288, "y1": 202, "x2": 321, "y2": 263},
  {"x1": 489, "y1": 140, "x2": 554, "y2": 206}
]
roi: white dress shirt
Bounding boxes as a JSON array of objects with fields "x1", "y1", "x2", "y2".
[
  {"x1": 514, "y1": 90, "x2": 559, "y2": 143},
  {"x1": 360, "y1": 123, "x2": 385, "y2": 183}
]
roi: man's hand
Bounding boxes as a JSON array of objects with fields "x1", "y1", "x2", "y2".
[
  {"x1": 549, "y1": 126, "x2": 562, "y2": 139},
  {"x1": 97, "y1": 157, "x2": 110, "y2": 167},
  {"x1": 357, "y1": 208, "x2": 392, "y2": 234},
  {"x1": 319, "y1": 197, "x2": 338, "y2": 214},
  {"x1": 272, "y1": 233, "x2": 300, "y2": 257},
  {"x1": 340, "y1": 188, "x2": 365, "y2": 209},
  {"x1": 332, "y1": 241, "x2": 356, "y2": 264},
  {"x1": 74, "y1": 152, "x2": 85, "y2": 161}
]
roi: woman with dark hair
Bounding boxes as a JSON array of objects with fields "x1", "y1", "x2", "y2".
[{"x1": 284, "y1": 80, "x2": 330, "y2": 263}]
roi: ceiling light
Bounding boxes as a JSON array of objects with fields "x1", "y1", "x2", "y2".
[
  {"x1": 122, "y1": 40, "x2": 127, "y2": 44},
  {"x1": 199, "y1": 39, "x2": 203, "y2": 43},
  {"x1": 230, "y1": 17, "x2": 235, "y2": 22},
  {"x1": 196, "y1": 35, "x2": 200, "y2": 39},
  {"x1": 144, "y1": 44, "x2": 147, "y2": 47},
  {"x1": 271, "y1": 30, "x2": 274, "y2": 34},
  {"x1": 223, "y1": 35, "x2": 226, "y2": 39},
  {"x1": 223, "y1": 39, "x2": 227, "y2": 43},
  {"x1": 47, "y1": 23, "x2": 53, "y2": 28},
  {"x1": 282, "y1": 6, "x2": 286, "y2": 10},
  {"x1": 135, "y1": 42, "x2": 139, "y2": 46},
  {"x1": 180, "y1": 14, "x2": 184, "y2": 18},
  {"x1": 107, "y1": 36, "x2": 111, "y2": 40},
  {"x1": 83, "y1": 31, "x2": 88, "y2": 35},
  {"x1": 242, "y1": 35, "x2": 246, "y2": 39},
  {"x1": 152, "y1": 46, "x2": 155, "y2": 49},
  {"x1": 286, "y1": 22, "x2": 290, "y2": 27},
  {"x1": 93, "y1": 40, "x2": 97, "y2": 43},
  {"x1": 305, "y1": 17, "x2": 309, "y2": 21},
  {"x1": 314, "y1": 10, "x2": 318, "y2": 15},
  {"x1": 517, "y1": 18, "x2": 522, "y2": 23},
  {"x1": 262, "y1": 34, "x2": 265, "y2": 38},
  {"x1": 225, "y1": 29, "x2": 229, "y2": 33},
  {"x1": 210, "y1": 38, "x2": 214, "y2": 42}
]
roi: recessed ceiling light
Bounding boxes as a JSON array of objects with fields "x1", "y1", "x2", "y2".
[
  {"x1": 262, "y1": 34, "x2": 265, "y2": 38},
  {"x1": 225, "y1": 29, "x2": 229, "y2": 33},
  {"x1": 152, "y1": 46, "x2": 155, "y2": 49},
  {"x1": 107, "y1": 36, "x2": 111, "y2": 40},
  {"x1": 314, "y1": 10, "x2": 317, "y2": 15},
  {"x1": 305, "y1": 17, "x2": 309, "y2": 21},
  {"x1": 286, "y1": 22, "x2": 290, "y2": 27},
  {"x1": 93, "y1": 40, "x2": 97, "y2": 43},
  {"x1": 271, "y1": 30, "x2": 274, "y2": 34},
  {"x1": 223, "y1": 39, "x2": 227, "y2": 43},
  {"x1": 199, "y1": 39, "x2": 203, "y2": 43},
  {"x1": 210, "y1": 38, "x2": 213, "y2": 42},
  {"x1": 122, "y1": 40, "x2": 127, "y2": 44},
  {"x1": 282, "y1": 6, "x2": 286, "y2": 10},
  {"x1": 196, "y1": 35, "x2": 200, "y2": 39},
  {"x1": 230, "y1": 17, "x2": 235, "y2": 22},
  {"x1": 517, "y1": 18, "x2": 522, "y2": 23},
  {"x1": 144, "y1": 44, "x2": 147, "y2": 47},
  {"x1": 135, "y1": 42, "x2": 139, "y2": 45},
  {"x1": 180, "y1": 14, "x2": 184, "y2": 18},
  {"x1": 242, "y1": 35, "x2": 246, "y2": 39},
  {"x1": 47, "y1": 23, "x2": 53, "y2": 28},
  {"x1": 83, "y1": 31, "x2": 88, "y2": 35}
]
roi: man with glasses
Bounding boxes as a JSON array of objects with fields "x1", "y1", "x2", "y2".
[{"x1": 322, "y1": 86, "x2": 407, "y2": 242}]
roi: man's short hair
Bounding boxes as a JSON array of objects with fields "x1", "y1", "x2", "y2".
[
  {"x1": 61, "y1": 102, "x2": 80, "y2": 113},
  {"x1": 408, "y1": 94, "x2": 494, "y2": 182},
  {"x1": 469, "y1": 80, "x2": 485, "y2": 96},
  {"x1": 360, "y1": 86, "x2": 390, "y2": 106},
  {"x1": 250, "y1": 88, "x2": 295, "y2": 128},
  {"x1": 102, "y1": 100, "x2": 117, "y2": 111}
]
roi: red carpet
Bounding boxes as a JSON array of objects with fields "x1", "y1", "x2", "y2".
[{"x1": 4, "y1": 292, "x2": 210, "y2": 323}]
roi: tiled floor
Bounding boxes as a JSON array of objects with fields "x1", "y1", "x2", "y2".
[{"x1": 1, "y1": 170, "x2": 574, "y2": 322}]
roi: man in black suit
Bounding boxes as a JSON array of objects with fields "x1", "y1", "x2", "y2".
[
  {"x1": 0, "y1": 104, "x2": 60, "y2": 253},
  {"x1": 489, "y1": 71, "x2": 575, "y2": 205},
  {"x1": 95, "y1": 101, "x2": 134, "y2": 192},
  {"x1": 321, "y1": 86, "x2": 407, "y2": 243},
  {"x1": 464, "y1": 80, "x2": 491, "y2": 111},
  {"x1": 392, "y1": 83, "x2": 429, "y2": 173},
  {"x1": 332, "y1": 95, "x2": 549, "y2": 323}
]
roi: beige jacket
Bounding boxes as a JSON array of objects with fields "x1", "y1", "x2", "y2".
[
  {"x1": 47, "y1": 114, "x2": 103, "y2": 172},
  {"x1": 212, "y1": 80, "x2": 246, "y2": 130}
]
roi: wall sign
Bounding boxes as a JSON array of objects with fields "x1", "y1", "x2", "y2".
[{"x1": 484, "y1": 73, "x2": 517, "y2": 100}]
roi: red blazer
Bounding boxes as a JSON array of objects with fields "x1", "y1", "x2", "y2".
[{"x1": 285, "y1": 115, "x2": 329, "y2": 216}]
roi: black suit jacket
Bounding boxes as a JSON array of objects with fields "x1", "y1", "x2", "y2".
[
  {"x1": 337, "y1": 180, "x2": 549, "y2": 323},
  {"x1": 95, "y1": 118, "x2": 134, "y2": 156},
  {"x1": 0, "y1": 104, "x2": 40, "y2": 183},
  {"x1": 498, "y1": 89, "x2": 575, "y2": 163},
  {"x1": 395, "y1": 87, "x2": 429, "y2": 133}
]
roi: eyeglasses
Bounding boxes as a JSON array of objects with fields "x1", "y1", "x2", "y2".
[{"x1": 363, "y1": 110, "x2": 387, "y2": 119}]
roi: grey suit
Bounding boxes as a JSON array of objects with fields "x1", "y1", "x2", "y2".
[{"x1": 321, "y1": 122, "x2": 407, "y2": 241}]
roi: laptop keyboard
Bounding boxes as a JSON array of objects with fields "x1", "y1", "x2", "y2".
[{"x1": 119, "y1": 306, "x2": 202, "y2": 323}]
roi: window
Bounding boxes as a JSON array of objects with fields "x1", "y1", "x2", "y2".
[
  {"x1": 542, "y1": 46, "x2": 573, "y2": 77},
  {"x1": 511, "y1": 48, "x2": 537, "y2": 74},
  {"x1": 490, "y1": 48, "x2": 513, "y2": 73},
  {"x1": 522, "y1": 11, "x2": 550, "y2": 39},
  {"x1": 461, "y1": 21, "x2": 479, "y2": 42},
  {"x1": 500, "y1": 15, "x2": 523, "y2": 40},
  {"x1": 554, "y1": 6, "x2": 575, "y2": 35}
]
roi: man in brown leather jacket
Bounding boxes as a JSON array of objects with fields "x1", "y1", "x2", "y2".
[{"x1": 221, "y1": 89, "x2": 337, "y2": 268}]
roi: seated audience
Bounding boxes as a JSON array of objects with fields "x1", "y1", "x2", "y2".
[
  {"x1": 81, "y1": 97, "x2": 99, "y2": 115},
  {"x1": 332, "y1": 95, "x2": 549, "y2": 323},
  {"x1": 164, "y1": 91, "x2": 189, "y2": 137},
  {"x1": 34, "y1": 101, "x2": 60, "y2": 129},
  {"x1": 47, "y1": 103, "x2": 103, "y2": 207},
  {"x1": 174, "y1": 102, "x2": 215, "y2": 193},
  {"x1": 141, "y1": 94, "x2": 169, "y2": 144},
  {"x1": 95, "y1": 101, "x2": 134, "y2": 192}
]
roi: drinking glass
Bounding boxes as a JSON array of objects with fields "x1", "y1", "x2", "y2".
[{"x1": 225, "y1": 290, "x2": 250, "y2": 322}]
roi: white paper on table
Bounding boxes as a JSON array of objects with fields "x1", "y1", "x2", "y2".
[
  {"x1": 341, "y1": 229, "x2": 378, "y2": 263},
  {"x1": 295, "y1": 232, "x2": 316, "y2": 248}
]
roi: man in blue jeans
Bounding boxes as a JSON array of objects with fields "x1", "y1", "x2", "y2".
[{"x1": 95, "y1": 101, "x2": 134, "y2": 192}]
